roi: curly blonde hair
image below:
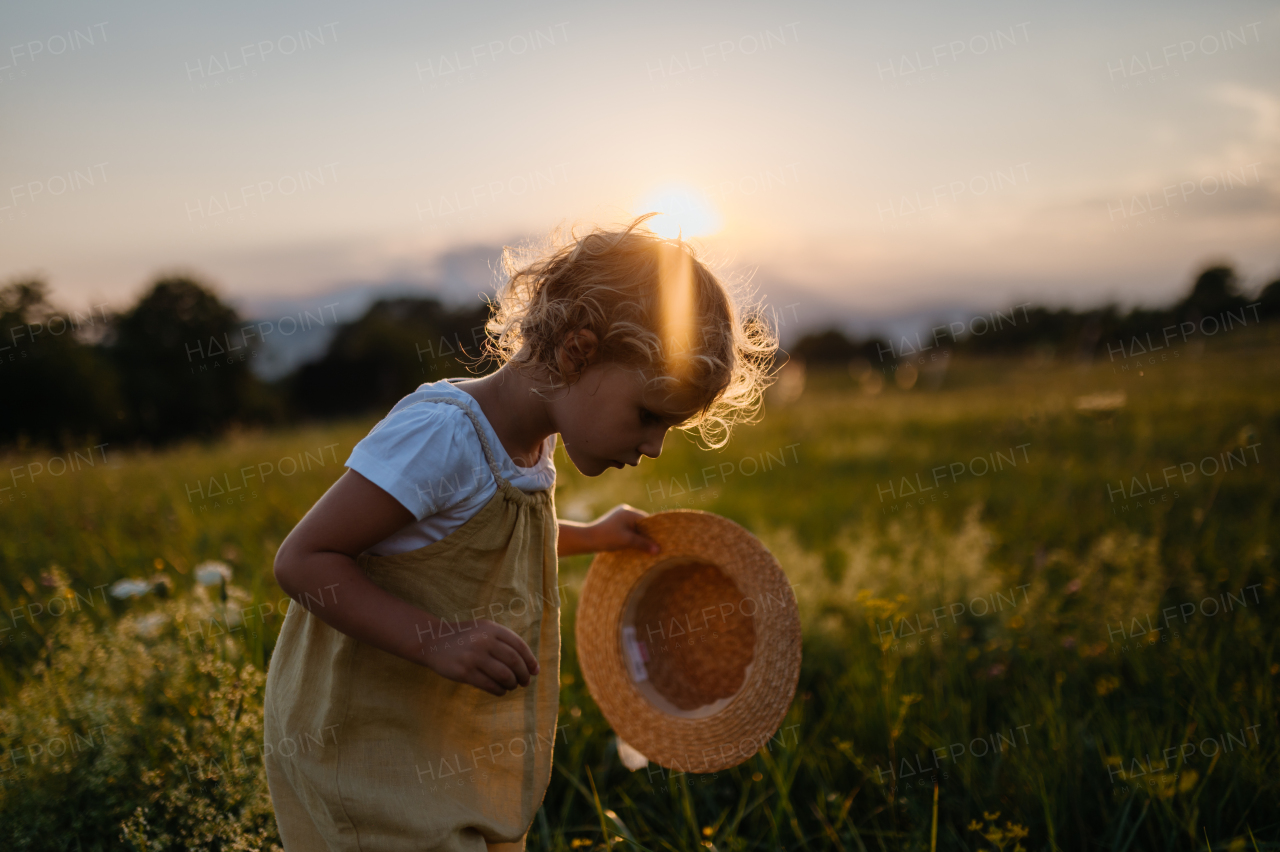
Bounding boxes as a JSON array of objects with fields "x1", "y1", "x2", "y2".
[{"x1": 483, "y1": 214, "x2": 778, "y2": 449}]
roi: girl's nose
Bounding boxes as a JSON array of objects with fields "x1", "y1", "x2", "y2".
[{"x1": 638, "y1": 428, "x2": 668, "y2": 459}]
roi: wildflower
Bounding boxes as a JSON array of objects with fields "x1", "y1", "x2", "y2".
[
  {"x1": 194, "y1": 561, "x2": 233, "y2": 586},
  {"x1": 134, "y1": 612, "x2": 169, "y2": 638},
  {"x1": 39, "y1": 568, "x2": 71, "y2": 594},
  {"x1": 616, "y1": 736, "x2": 648, "y2": 770},
  {"x1": 1095, "y1": 675, "x2": 1121, "y2": 696},
  {"x1": 109, "y1": 578, "x2": 152, "y2": 599}
]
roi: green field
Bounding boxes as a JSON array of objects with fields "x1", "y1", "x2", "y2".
[{"x1": 1, "y1": 325, "x2": 1277, "y2": 851}]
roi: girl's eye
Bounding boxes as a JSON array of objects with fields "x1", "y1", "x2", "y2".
[{"x1": 639, "y1": 408, "x2": 661, "y2": 425}]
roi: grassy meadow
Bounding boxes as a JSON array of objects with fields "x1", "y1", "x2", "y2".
[{"x1": 1, "y1": 324, "x2": 1277, "y2": 851}]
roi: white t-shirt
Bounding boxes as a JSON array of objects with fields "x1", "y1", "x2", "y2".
[{"x1": 345, "y1": 379, "x2": 557, "y2": 556}]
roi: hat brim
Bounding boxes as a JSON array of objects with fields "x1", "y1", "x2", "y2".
[{"x1": 575, "y1": 510, "x2": 802, "y2": 773}]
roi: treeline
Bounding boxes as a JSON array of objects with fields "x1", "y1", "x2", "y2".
[
  {"x1": 3, "y1": 263, "x2": 1279, "y2": 448},
  {"x1": 791, "y1": 265, "x2": 1280, "y2": 367},
  {"x1": 0, "y1": 276, "x2": 490, "y2": 449}
]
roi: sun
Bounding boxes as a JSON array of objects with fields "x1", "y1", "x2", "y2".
[{"x1": 635, "y1": 185, "x2": 723, "y2": 239}]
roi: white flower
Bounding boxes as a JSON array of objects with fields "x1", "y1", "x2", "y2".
[
  {"x1": 109, "y1": 578, "x2": 152, "y2": 599},
  {"x1": 134, "y1": 612, "x2": 169, "y2": 637},
  {"x1": 194, "y1": 560, "x2": 233, "y2": 586},
  {"x1": 616, "y1": 736, "x2": 649, "y2": 771}
]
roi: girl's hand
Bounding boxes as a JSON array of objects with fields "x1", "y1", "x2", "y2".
[
  {"x1": 420, "y1": 618, "x2": 541, "y2": 697},
  {"x1": 583, "y1": 504, "x2": 661, "y2": 555}
]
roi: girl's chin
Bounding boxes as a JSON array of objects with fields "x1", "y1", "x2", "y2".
[{"x1": 571, "y1": 455, "x2": 618, "y2": 476}]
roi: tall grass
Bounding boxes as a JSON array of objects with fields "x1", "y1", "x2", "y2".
[{"x1": 1, "y1": 326, "x2": 1276, "y2": 850}]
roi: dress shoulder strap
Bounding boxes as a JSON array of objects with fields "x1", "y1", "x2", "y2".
[{"x1": 416, "y1": 396, "x2": 507, "y2": 487}]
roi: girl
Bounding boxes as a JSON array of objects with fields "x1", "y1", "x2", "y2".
[{"x1": 263, "y1": 215, "x2": 775, "y2": 851}]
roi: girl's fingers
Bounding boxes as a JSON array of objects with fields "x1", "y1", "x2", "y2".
[
  {"x1": 490, "y1": 641, "x2": 532, "y2": 687},
  {"x1": 480, "y1": 656, "x2": 519, "y2": 691},
  {"x1": 494, "y1": 625, "x2": 541, "y2": 675},
  {"x1": 610, "y1": 509, "x2": 658, "y2": 553},
  {"x1": 469, "y1": 670, "x2": 506, "y2": 697},
  {"x1": 628, "y1": 528, "x2": 661, "y2": 554}
]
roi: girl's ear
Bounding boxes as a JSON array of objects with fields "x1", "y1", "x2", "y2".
[{"x1": 558, "y1": 328, "x2": 599, "y2": 382}]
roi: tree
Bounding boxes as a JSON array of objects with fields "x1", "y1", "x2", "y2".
[
  {"x1": 1174, "y1": 264, "x2": 1247, "y2": 321},
  {"x1": 287, "y1": 297, "x2": 491, "y2": 417},
  {"x1": 1257, "y1": 277, "x2": 1280, "y2": 320},
  {"x1": 789, "y1": 328, "x2": 892, "y2": 366},
  {"x1": 0, "y1": 278, "x2": 122, "y2": 447},
  {"x1": 111, "y1": 276, "x2": 277, "y2": 443}
]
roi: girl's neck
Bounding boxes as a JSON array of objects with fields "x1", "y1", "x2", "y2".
[{"x1": 453, "y1": 364, "x2": 556, "y2": 467}]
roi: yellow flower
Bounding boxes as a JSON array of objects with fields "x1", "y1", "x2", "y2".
[{"x1": 1095, "y1": 675, "x2": 1121, "y2": 696}]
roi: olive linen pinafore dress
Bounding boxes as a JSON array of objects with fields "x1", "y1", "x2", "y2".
[{"x1": 264, "y1": 397, "x2": 561, "y2": 852}]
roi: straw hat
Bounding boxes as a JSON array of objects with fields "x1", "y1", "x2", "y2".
[{"x1": 575, "y1": 510, "x2": 802, "y2": 774}]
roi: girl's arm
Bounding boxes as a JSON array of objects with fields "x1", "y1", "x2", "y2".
[
  {"x1": 273, "y1": 469, "x2": 540, "y2": 697},
  {"x1": 557, "y1": 504, "x2": 662, "y2": 556}
]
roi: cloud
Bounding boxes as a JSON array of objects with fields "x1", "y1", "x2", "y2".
[
  {"x1": 1213, "y1": 83, "x2": 1280, "y2": 145},
  {"x1": 1201, "y1": 83, "x2": 1280, "y2": 172}
]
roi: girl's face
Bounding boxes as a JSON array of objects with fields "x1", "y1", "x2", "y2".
[{"x1": 549, "y1": 362, "x2": 703, "y2": 477}]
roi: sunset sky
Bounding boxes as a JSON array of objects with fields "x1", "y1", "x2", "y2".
[{"x1": 2, "y1": 0, "x2": 1277, "y2": 327}]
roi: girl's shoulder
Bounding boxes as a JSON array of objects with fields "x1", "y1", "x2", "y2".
[
  {"x1": 347, "y1": 382, "x2": 495, "y2": 520},
  {"x1": 371, "y1": 380, "x2": 478, "y2": 432}
]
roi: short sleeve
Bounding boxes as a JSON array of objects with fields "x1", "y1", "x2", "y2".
[{"x1": 345, "y1": 402, "x2": 492, "y2": 520}]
